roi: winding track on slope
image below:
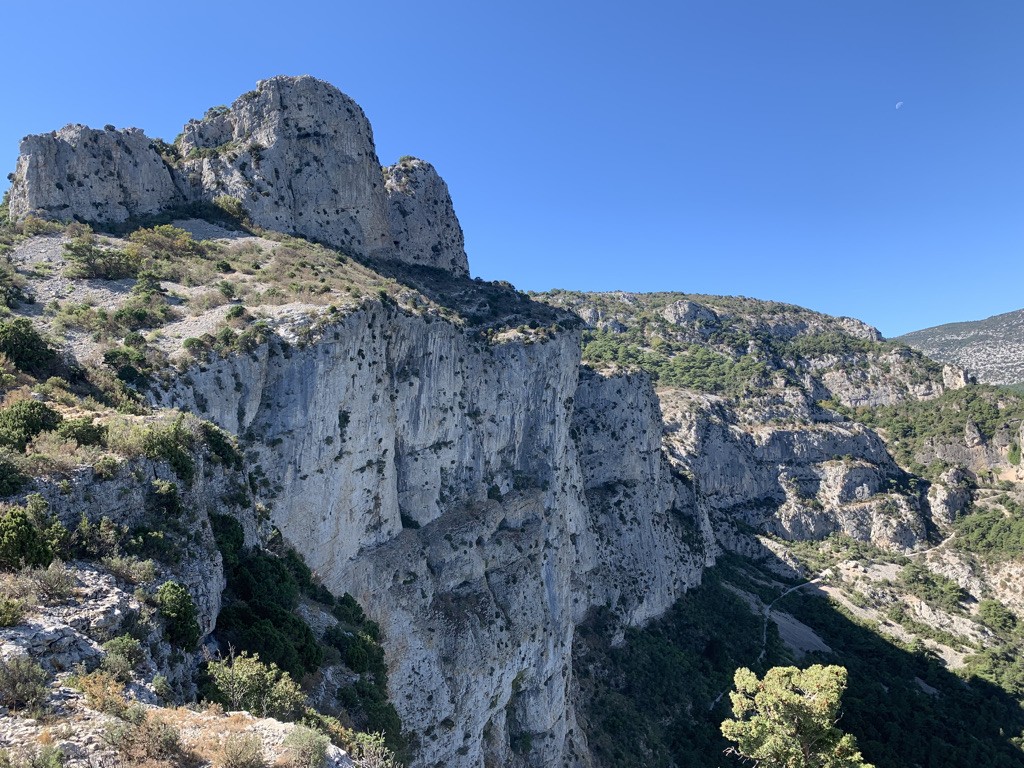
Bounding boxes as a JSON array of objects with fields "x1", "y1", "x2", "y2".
[{"x1": 708, "y1": 577, "x2": 823, "y2": 710}]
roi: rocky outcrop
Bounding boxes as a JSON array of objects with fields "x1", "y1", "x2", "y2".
[
  {"x1": 658, "y1": 390, "x2": 930, "y2": 551},
  {"x1": 8, "y1": 125, "x2": 185, "y2": 224},
  {"x1": 7, "y1": 76, "x2": 470, "y2": 276},
  {"x1": 573, "y1": 369, "x2": 712, "y2": 626},
  {"x1": 177, "y1": 76, "x2": 391, "y2": 259},
  {"x1": 32, "y1": 454, "x2": 231, "y2": 643},
  {"x1": 927, "y1": 467, "x2": 974, "y2": 525},
  {"x1": 384, "y1": 157, "x2": 469, "y2": 277}
]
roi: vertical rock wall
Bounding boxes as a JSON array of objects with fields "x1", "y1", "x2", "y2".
[
  {"x1": 157, "y1": 303, "x2": 711, "y2": 768},
  {"x1": 384, "y1": 157, "x2": 469, "y2": 276}
]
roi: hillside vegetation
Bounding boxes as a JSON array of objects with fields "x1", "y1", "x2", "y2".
[{"x1": 898, "y1": 308, "x2": 1024, "y2": 387}]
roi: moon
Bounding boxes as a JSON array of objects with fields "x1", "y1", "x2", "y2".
[{"x1": 896, "y1": 101, "x2": 904, "y2": 110}]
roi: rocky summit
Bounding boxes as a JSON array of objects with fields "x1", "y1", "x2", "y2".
[
  {"x1": 2, "y1": 77, "x2": 1024, "y2": 768},
  {"x1": 9, "y1": 75, "x2": 469, "y2": 276}
]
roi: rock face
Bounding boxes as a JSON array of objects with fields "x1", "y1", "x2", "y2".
[
  {"x1": 7, "y1": 76, "x2": 469, "y2": 276},
  {"x1": 155, "y1": 302, "x2": 714, "y2": 767},
  {"x1": 573, "y1": 369, "x2": 713, "y2": 625},
  {"x1": 384, "y1": 157, "x2": 469, "y2": 276},
  {"x1": 177, "y1": 76, "x2": 391, "y2": 259},
  {"x1": 658, "y1": 390, "x2": 930, "y2": 552},
  {"x1": 8, "y1": 125, "x2": 185, "y2": 224},
  {"x1": 149, "y1": 283, "x2": 942, "y2": 764}
]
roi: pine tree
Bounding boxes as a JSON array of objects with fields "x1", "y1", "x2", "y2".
[{"x1": 721, "y1": 665, "x2": 873, "y2": 768}]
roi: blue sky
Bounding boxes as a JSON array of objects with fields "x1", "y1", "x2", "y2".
[{"x1": 3, "y1": 1, "x2": 1022, "y2": 337}]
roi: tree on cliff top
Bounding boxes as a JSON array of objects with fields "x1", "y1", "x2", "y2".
[{"x1": 721, "y1": 665, "x2": 873, "y2": 768}]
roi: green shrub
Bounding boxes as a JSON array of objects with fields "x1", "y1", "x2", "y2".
[
  {"x1": 332, "y1": 593, "x2": 367, "y2": 625},
  {"x1": 0, "y1": 455, "x2": 26, "y2": 496},
  {"x1": 68, "y1": 514, "x2": 125, "y2": 559},
  {"x1": 17, "y1": 217, "x2": 63, "y2": 237},
  {"x1": 0, "y1": 260, "x2": 28, "y2": 310},
  {"x1": 152, "y1": 673, "x2": 172, "y2": 700},
  {"x1": 55, "y1": 416, "x2": 107, "y2": 447},
  {"x1": 282, "y1": 726, "x2": 329, "y2": 768},
  {"x1": 127, "y1": 224, "x2": 206, "y2": 261},
  {"x1": 210, "y1": 513, "x2": 245, "y2": 568},
  {"x1": 898, "y1": 562, "x2": 965, "y2": 613},
  {"x1": 1009, "y1": 442, "x2": 1021, "y2": 466},
  {"x1": 218, "y1": 733, "x2": 266, "y2": 768},
  {"x1": 324, "y1": 625, "x2": 383, "y2": 676},
  {"x1": 0, "y1": 743, "x2": 65, "y2": 768},
  {"x1": 206, "y1": 650, "x2": 305, "y2": 720},
  {"x1": 978, "y1": 599, "x2": 1018, "y2": 636},
  {"x1": 217, "y1": 603, "x2": 321, "y2": 679},
  {"x1": 102, "y1": 345, "x2": 151, "y2": 387},
  {"x1": 0, "y1": 319, "x2": 57, "y2": 376},
  {"x1": 0, "y1": 399, "x2": 63, "y2": 451},
  {"x1": 104, "y1": 712, "x2": 184, "y2": 762},
  {"x1": 201, "y1": 422, "x2": 243, "y2": 469},
  {"x1": 99, "y1": 649, "x2": 134, "y2": 683},
  {"x1": 342, "y1": 732, "x2": 402, "y2": 768},
  {"x1": 92, "y1": 455, "x2": 120, "y2": 480},
  {"x1": 63, "y1": 238, "x2": 140, "y2": 280},
  {"x1": 0, "y1": 654, "x2": 48, "y2": 712},
  {"x1": 27, "y1": 559, "x2": 76, "y2": 602},
  {"x1": 149, "y1": 479, "x2": 182, "y2": 517},
  {"x1": 72, "y1": 668, "x2": 127, "y2": 716},
  {"x1": 213, "y1": 195, "x2": 246, "y2": 220},
  {"x1": 0, "y1": 495, "x2": 65, "y2": 570},
  {"x1": 155, "y1": 580, "x2": 200, "y2": 649},
  {"x1": 101, "y1": 635, "x2": 143, "y2": 682},
  {"x1": 101, "y1": 554, "x2": 156, "y2": 585},
  {"x1": 112, "y1": 275, "x2": 174, "y2": 330},
  {"x1": 142, "y1": 416, "x2": 196, "y2": 482},
  {"x1": 282, "y1": 548, "x2": 334, "y2": 605},
  {"x1": 214, "y1": 540, "x2": 325, "y2": 678},
  {"x1": 0, "y1": 595, "x2": 27, "y2": 627},
  {"x1": 232, "y1": 551, "x2": 300, "y2": 611}
]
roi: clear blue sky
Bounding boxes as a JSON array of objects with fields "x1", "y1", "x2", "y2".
[{"x1": 3, "y1": 1, "x2": 1022, "y2": 337}]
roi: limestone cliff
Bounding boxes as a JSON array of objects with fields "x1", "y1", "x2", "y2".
[
  {"x1": 176, "y1": 76, "x2": 390, "y2": 259},
  {"x1": 152, "y1": 290, "x2": 710, "y2": 766},
  {"x1": 384, "y1": 157, "x2": 469, "y2": 277},
  {"x1": 7, "y1": 76, "x2": 1020, "y2": 768},
  {"x1": 7, "y1": 76, "x2": 467, "y2": 275},
  {"x1": 8, "y1": 125, "x2": 185, "y2": 224}
]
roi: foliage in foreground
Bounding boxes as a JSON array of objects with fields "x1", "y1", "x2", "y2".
[
  {"x1": 721, "y1": 665, "x2": 873, "y2": 768},
  {"x1": 206, "y1": 649, "x2": 305, "y2": 721}
]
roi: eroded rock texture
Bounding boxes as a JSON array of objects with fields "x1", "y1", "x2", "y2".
[{"x1": 8, "y1": 76, "x2": 468, "y2": 275}]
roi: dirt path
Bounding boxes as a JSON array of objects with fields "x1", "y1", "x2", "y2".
[{"x1": 709, "y1": 577, "x2": 823, "y2": 710}]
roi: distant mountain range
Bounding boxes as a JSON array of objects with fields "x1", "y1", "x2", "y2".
[{"x1": 896, "y1": 308, "x2": 1024, "y2": 387}]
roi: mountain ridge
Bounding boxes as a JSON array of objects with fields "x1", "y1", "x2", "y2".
[
  {"x1": 2, "y1": 75, "x2": 1024, "y2": 768},
  {"x1": 896, "y1": 307, "x2": 1024, "y2": 387}
]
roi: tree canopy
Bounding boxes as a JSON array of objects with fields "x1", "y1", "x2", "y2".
[{"x1": 721, "y1": 664, "x2": 873, "y2": 768}]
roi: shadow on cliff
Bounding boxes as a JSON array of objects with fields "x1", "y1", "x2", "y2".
[
  {"x1": 365, "y1": 259, "x2": 584, "y2": 334},
  {"x1": 576, "y1": 548, "x2": 1024, "y2": 768}
]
